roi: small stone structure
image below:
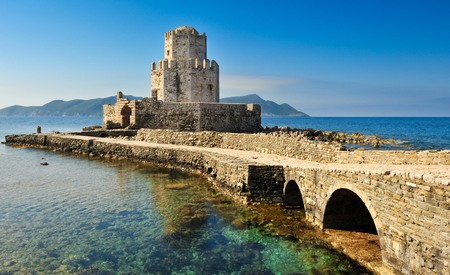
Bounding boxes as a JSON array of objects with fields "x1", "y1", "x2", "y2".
[{"x1": 103, "y1": 26, "x2": 261, "y2": 133}]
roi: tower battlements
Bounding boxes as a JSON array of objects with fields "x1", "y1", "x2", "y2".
[
  {"x1": 151, "y1": 26, "x2": 219, "y2": 103},
  {"x1": 152, "y1": 59, "x2": 218, "y2": 70},
  {"x1": 163, "y1": 26, "x2": 207, "y2": 61},
  {"x1": 164, "y1": 26, "x2": 203, "y2": 38}
]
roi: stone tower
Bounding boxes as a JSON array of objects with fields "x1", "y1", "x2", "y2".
[{"x1": 151, "y1": 26, "x2": 219, "y2": 102}]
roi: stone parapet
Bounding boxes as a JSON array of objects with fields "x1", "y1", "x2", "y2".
[
  {"x1": 136, "y1": 129, "x2": 450, "y2": 165},
  {"x1": 136, "y1": 129, "x2": 340, "y2": 162}
]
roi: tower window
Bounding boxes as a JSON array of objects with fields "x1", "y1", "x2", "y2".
[{"x1": 167, "y1": 50, "x2": 170, "y2": 56}]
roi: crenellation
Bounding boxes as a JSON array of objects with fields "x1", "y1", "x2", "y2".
[
  {"x1": 152, "y1": 26, "x2": 217, "y2": 102},
  {"x1": 202, "y1": 58, "x2": 210, "y2": 69},
  {"x1": 211, "y1": 60, "x2": 218, "y2": 69}
]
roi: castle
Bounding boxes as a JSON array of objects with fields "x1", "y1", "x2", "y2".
[{"x1": 103, "y1": 26, "x2": 261, "y2": 133}]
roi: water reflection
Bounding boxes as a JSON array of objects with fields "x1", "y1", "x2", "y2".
[{"x1": 0, "y1": 149, "x2": 370, "y2": 274}]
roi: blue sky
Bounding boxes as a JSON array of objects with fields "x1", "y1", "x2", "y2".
[{"x1": 1, "y1": 0, "x2": 449, "y2": 116}]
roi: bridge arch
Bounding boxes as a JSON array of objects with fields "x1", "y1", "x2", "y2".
[
  {"x1": 321, "y1": 184, "x2": 381, "y2": 235},
  {"x1": 283, "y1": 180, "x2": 305, "y2": 209}
]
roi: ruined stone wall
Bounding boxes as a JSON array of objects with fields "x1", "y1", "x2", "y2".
[
  {"x1": 135, "y1": 100, "x2": 202, "y2": 131},
  {"x1": 150, "y1": 63, "x2": 164, "y2": 100},
  {"x1": 131, "y1": 101, "x2": 260, "y2": 133},
  {"x1": 198, "y1": 103, "x2": 260, "y2": 133},
  {"x1": 103, "y1": 98, "x2": 138, "y2": 128},
  {"x1": 136, "y1": 129, "x2": 342, "y2": 162},
  {"x1": 337, "y1": 149, "x2": 450, "y2": 165},
  {"x1": 136, "y1": 129, "x2": 450, "y2": 165},
  {"x1": 103, "y1": 105, "x2": 116, "y2": 126}
]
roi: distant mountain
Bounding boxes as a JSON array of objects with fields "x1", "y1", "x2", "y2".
[
  {"x1": 0, "y1": 95, "x2": 142, "y2": 117},
  {"x1": 0, "y1": 94, "x2": 308, "y2": 117},
  {"x1": 220, "y1": 94, "x2": 309, "y2": 117}
]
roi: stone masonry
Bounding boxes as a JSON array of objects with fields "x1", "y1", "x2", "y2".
[
  {"x1": 151, "y1": 26, "x2": 219, "y2": 102},
  {"x1": 103, "y1": 26, "x2": 261, "y2": 133}
]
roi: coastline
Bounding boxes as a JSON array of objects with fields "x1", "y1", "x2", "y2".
[{"x1": 5, "y1": 130, "x2": 450, "y2": 274}]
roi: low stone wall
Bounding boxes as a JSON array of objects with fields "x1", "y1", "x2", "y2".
[
  {"x1": 136, "y1": 129, "x2": 341, "y2": 163},
  {"x1": 337, "y1": 149, "x2": 450, "y2": 165},
  {"x1": 5, "y1": 134, "x2": 283, "y2": 204},
  {"x1": 136, "y1": 129, "x2": 450, "y2": 165}
]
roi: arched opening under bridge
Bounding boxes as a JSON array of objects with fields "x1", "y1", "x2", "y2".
[
  {"x1": 283, "y1": 180, "x2": 304, "y2": 209},
  {"x1": 323, "y1": 188, "x2": 377, "y2": 234}
]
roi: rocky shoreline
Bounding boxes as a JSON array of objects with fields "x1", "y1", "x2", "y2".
[{"x1": 261, "y1": 126, "x2": 399, "y2": 149}]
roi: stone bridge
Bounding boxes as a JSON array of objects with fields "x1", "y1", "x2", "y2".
[{"x1": 5, "y1": 130, "x2": 450, "y2": 274}]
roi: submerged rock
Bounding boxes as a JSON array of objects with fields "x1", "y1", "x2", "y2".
[{"x1": 165, "y1": 183, "x2": 190, "y2": 190}]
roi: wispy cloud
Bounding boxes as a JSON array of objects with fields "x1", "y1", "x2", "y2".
[
  {"x1": 220, "y1": 74, "x2": 450, "y2": 116},
  {"x1": 221, "y1": 75, "x2": 304, "y2": 92}
]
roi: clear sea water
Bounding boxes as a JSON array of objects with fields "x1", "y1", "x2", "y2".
[
  {"x1": 263, "y1": 116, "x2": 450, "y2": 150},
  {"x1": 0, "y1": 116, "x2": 448, "y2": 274}
]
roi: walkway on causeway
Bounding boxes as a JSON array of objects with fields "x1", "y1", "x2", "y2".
[{"x1": 104, "y1": 136, "x2": 450, "y2": 183}]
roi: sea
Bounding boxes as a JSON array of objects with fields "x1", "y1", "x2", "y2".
[{"x1": 1, "y1": 116, "x2": 449, "y2": 274}]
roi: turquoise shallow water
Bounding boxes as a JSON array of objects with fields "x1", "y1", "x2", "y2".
[
  {"x1": 0, "y1": 146, "x2": 368, "y2": 274},
  {"x1": 0, "y1": 117, "x2": 370, "y2": 273}
]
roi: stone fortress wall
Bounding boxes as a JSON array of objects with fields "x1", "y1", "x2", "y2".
[
  {"x1": 151, "y1": 59, "x2": 219, "y2": 103},
  {"x1": 136, "y1": 129, "x2": 450, "y2": 166},
  {"x1": 103, "y1": 26, "x2": 259, "y2": 133},
  {"x1": 103, "y1": 93, "x2": 261, "y2": 133},
  {"x1": 133, "y1": 100, "x2": 261, "y2": 133}
]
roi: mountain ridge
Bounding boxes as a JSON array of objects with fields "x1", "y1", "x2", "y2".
[
  {"x1": 0, "y1": 94, "x2": 308, "y2": 117},
  {"x1": 220, "y1": 94, "x2": 308, "y2": 117}
]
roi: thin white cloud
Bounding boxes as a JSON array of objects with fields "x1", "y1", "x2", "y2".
[{"x1": 221, "y1": 75, "x2": 304, "y2": 92}]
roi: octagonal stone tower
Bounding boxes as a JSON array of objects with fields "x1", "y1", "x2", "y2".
[{"x1": 151, "y1": 26, "x2": 219, "y2": 103}]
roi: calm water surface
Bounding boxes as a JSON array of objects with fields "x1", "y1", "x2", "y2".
[
  {"x1": 0, "y1": 117, "x2": 369, "y2": 273},
  {"x1": 262, "y1": 116, "x2": 450, "y2": 150}
]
